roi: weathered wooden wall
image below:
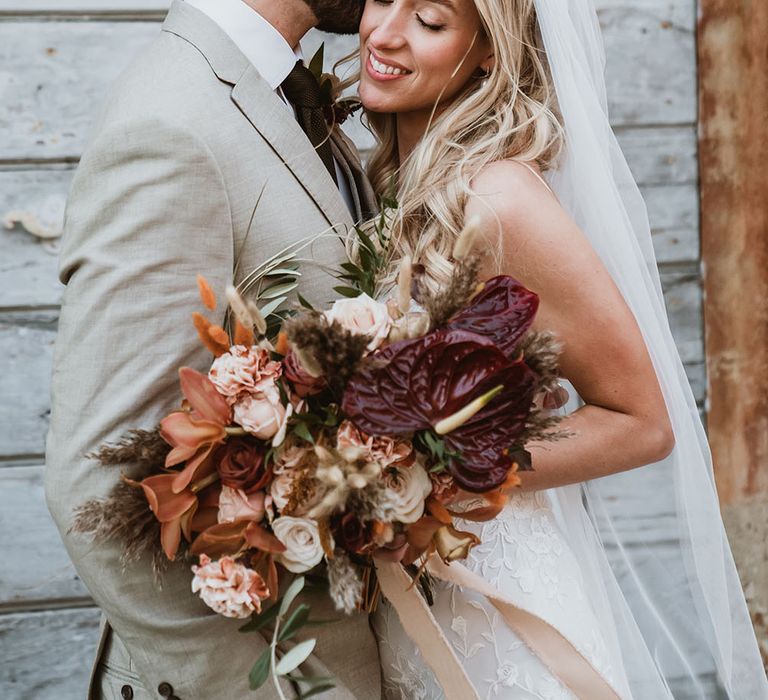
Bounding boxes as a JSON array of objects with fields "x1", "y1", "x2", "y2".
[
  {"x1": 0, "y1": 0, "x2": 706, "y2": 697},
  {"x1": 698, "y1": 0, "x2": 768, "y2": 667}
]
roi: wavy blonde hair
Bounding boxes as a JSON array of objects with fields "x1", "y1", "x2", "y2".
[{"x1": 358, "y1": 0, "x2": 563, "y2": 293}]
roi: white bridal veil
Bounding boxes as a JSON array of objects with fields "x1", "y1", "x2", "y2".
[{"x1": 533, "y1": 0, "x2": 768, "y2": 697}]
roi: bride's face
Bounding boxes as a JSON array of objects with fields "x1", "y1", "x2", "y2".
[{"x1": 358, "y1": 0, "x2": 491, "y2": 116}]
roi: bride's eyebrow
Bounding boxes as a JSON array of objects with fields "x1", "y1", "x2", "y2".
[{"x1": 424, "y1": 0, "x2": 458, "y2": 11}]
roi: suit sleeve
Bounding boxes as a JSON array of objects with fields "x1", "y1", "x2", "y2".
[{"x1": 44, "y1": 118, "x2": 282, "y2": 698}]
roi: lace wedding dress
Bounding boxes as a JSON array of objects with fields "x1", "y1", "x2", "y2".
[{"x1": 373, "y1": 489, "x2": 621, "y2": 700}]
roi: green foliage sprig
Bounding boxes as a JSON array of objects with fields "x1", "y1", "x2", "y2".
[{"x1": 240, "y1": 576, "x2": 338, "y2": 699}]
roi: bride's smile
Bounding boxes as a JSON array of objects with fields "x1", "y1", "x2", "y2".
[{"x1": 359, "y1": 0, "x2": 493, "y2": 121}]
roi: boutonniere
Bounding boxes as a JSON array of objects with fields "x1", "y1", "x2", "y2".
[{"x1": 308, "y1": 43, "x2": 363, "y2": 128}]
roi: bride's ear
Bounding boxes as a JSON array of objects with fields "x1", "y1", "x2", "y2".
[{"x1": 480, "y1": 53, "x2": 495, "y2": 75}]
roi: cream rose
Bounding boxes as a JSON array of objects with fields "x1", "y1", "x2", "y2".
[
  {"x1": 191, "y1": 554, "x2": 269, "y2": 619},
  {"x1": 383, "y1": 462, "x2": 433, "y2": 524},
  {"x1": 217, "y1": 486, "x2": 266, "y2": 524},
  {"x1": 324, "y1": 293, "x2": 392, "y2": 352},
  {"x1": 233, "y1": 385, "x2": 287, "y2": 440},
  {"x1": 272, "y1": 516, "x2": 327, "y2": 573},
  {"x1": 208, "y1": 345, "x2": 281, "y2": 404}
]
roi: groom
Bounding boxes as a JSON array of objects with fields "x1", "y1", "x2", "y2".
[{"x1": 45, "y1": 0, "x2": 380, "y2": 698}]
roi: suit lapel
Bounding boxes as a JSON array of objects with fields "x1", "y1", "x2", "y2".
[
  {"x1": 231, "y1": 67, "x2": 352, "y2": 229},
  {"x1": 162, "y1": 1, "x2": 352, "y2": 231},
  {"x1": 331, "y1": 129, "x2": 379, "y2": 222}
]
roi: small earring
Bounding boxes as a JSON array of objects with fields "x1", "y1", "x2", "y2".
[{"x1": 478, "y1": 67, "x2": 491, "y2": 89}]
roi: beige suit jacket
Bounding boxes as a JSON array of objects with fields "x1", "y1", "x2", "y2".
[{"x1": 44, "y1": 3, "x2": 380, "y2": 699}]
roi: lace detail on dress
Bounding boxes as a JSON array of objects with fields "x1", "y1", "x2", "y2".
[{"x1": 373, "y1": 490, "x2": 617, "y2": 700}]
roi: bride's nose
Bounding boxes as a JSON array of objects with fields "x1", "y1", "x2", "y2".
[{"x1": 367, "y1": 12, "x2": 407, "y2": 52}]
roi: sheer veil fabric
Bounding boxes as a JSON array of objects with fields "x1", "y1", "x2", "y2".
[{"x1": 533, "y1": 0, "x2": 768, "y2": 696}]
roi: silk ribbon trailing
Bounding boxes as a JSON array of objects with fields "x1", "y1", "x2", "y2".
[{"x1": 374, "y1": 554, "x2": 623, "y2": 700}]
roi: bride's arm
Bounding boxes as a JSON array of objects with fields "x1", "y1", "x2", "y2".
[{"x1": 466, "y1": 161, "x2": 675, "y2": 492}]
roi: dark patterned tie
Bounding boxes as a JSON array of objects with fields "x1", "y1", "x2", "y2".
[{"x1": 281, "y1": 61, "x2": 338, "y2": 185}]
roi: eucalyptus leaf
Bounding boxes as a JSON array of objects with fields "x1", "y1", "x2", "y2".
[
  {"x1": 275, "y1": 638, "x2": 317, "y2": 675},
  {"x1": 297, "y1": 683, "x2": 337, "y2": 699},
  {"x1": 249, "y1": 647, "x2": 272, "y2": 690},
  {"x1": 267, "y1": 268, "x2": 303, "y2": 278},
  {"x1": 259, "y1": 296, "x2": 288, "y2": 318},
  {"x1": 293, "y1": 422, "x2": 315, "y2": 444},
  {"x1": 261, "y1": 282, "x2": 299, "y2": 299},
  {"x1": 333, "y1": 286, "x2": 361, "y2": 299},
  {"x1": 279, "y1": 576, "x2": 306, "y2": 616},
  {"x1": 278, "y1": 603, "x2": 311, "y2": 642},
  {"x1": 239, "y1": 601, "x2": 280, "y2": 633},
  {"x1": 297, "y1": 293, "x2": 316, "y2": 311}
]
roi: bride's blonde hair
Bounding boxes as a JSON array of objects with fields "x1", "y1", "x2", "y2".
[{"x1": 360, "y1": 0, "x2": 562, "y2": 293}]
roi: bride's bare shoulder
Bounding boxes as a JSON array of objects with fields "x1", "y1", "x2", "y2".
[{"x1": 467, "y1": 159, "x2": 568, "y2": 249}]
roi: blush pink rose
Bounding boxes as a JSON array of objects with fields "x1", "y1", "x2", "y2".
[
  {"x1": 284, "y1": 350, "x2": 326, "y2": 397},
  {"x1": 191, "y1": 554, "x2": 270, "y2": 618},
  {"x1": 233, "y1": 385, "x2": 287, "y2": 440},
  {"x1": 324, "y1": 293, "x2": 392, "y2": 352},
  {"x1": 217, "y1": 486, "x2": 266, "y2": 524},
  {"x1": 209, "y1": 345, "x2": 282, "y2": 404},
  {"x1": 336, "y1": 420, "x2": 413, "y2": 468}
]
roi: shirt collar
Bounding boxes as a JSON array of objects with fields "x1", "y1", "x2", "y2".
[{"x1": 185, "y1": 0, "x2": 303, "y2": 89}]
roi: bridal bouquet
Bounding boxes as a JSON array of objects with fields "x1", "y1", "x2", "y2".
[{"x1": 73, "y1": 216, "x2": 564, "y2": 694}]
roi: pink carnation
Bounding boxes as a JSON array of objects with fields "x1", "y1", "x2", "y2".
[
  {"x1": 191, "y1": 555, "x2": 269, "y2": 619},
  {"x1": 209, "y1": 345, "x2": 282, "y2": 404},
  {"x1": 336, "y1": 420, "x2": 414, "y2": 468},
  {"x1": 430, "y1": 471, "x2": 459, "y2": 504},
  {"x1": 273, "y1": 442, "x2": 312, "y2": 474}
]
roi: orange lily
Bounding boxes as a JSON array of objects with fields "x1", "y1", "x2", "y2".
[
  {"x1": 161, "y1": 367, "x2": 231, "y2": 494},
  {"x1": 189, "y1": 520, "x2": 286, "y2": 560},
  {"x1": 127, "y1": 474, "x2": 198, "y2": 560}
]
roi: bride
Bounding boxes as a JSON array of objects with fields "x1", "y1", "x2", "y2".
[{"x1": 347, "y1": 0, "x2": 768, "y2": 698}]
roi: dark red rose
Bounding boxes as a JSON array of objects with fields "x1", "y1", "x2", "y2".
[
  {"x1": 215, "y1": 438, "x2": 270, "y2": 493},
  {"x1": 342, "y1": 329, "x2": 537, "y2": 492},
  {"x1": 446, "y1": 276, "x2": 539, "y2": 357},
  {"x1": 284, "y1": 350, "x2": 326, "y2": 397},
  {"x1": 331, "y1": 512, "x2": 374, "y2": 554}
]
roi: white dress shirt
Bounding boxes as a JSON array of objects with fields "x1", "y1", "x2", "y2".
[{"x1": 184, "y1": 0, "x2": 354, "y2": 213}]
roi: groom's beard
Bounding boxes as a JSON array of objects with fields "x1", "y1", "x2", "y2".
[{"x1": 306, "y1": 0, "x2": 365, "y2": 34}]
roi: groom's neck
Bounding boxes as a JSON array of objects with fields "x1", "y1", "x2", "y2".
[{"x1": 240, "y1": 0, "x2": 317, "y2": 49}]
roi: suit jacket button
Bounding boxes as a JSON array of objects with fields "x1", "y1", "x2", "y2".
[
  {"x1": 158, "y1": 682, "x2": 173, "y2": 697},
  {"x1": 121, "y1": 686, "x2": 134, "y2": 700}
]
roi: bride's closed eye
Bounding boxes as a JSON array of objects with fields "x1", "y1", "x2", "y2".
[
  {"x1": 416, "y1": 14, "x2": 446, "y2": 31},
  {"x1": 371, "y1": 0, "x2": 447, "y2": 32}
]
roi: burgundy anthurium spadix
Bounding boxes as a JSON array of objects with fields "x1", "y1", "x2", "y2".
[
  {"x1": 342, "y1": 328, "x2": 537, "y2": 492},
  {"x1": 446, "y1": 275, "x2": 539, "y2": 357}
]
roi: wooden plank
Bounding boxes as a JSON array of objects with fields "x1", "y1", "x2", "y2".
[
  {"x1": 0, "y1": 7, "x2": 693, "y2": 161},
  {"x1": 698, "y1": 0, "x2": 768, "y2": 662},
  {"x1": 0, "y1": 311, "x2": 57, "y2": 459},
  {"x1": 0, "y1": 0, "x2": 166, "y2": 11},
  {"x1": 0, "y1": 607, "x2": 100, "y2": 699},
  {"x1": 0, "y1": 272, "x2": 703, "y2": 459},
  {"x1": 0, "y1": 21, "x2": 159, "y2": 161},
  {"x1": 616, "y1": 125, "x2": 698, "y2": 185},
  {"x1": 1, "y1": 168, "x2": 69, "y2": 309},
  {"x1": 0, "y1": 466, "x2": 89, "y2": 609},
  {"x1": 599, "y1": 2, "x2": 696, "y2": 126}
]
